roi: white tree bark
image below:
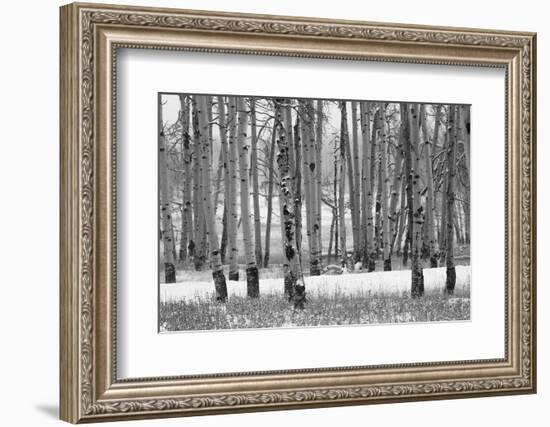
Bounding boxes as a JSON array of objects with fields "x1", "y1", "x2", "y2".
[
  {"x1": 360, "y1": 102, "x2": 374, "y2": 271},
  {"x1": 299, "y1": 100, "x2": 320, "y2": 275},
  {"x1": 420, "y1": 104, "x2": 441, "y2": 267},
  {"x1": 236, "y1": 97, "x2": 260, "y2": 297},
  {"x1": 351, "y1": 101, "x2": 362, "y2": 262},
  {"x1": 159, "y1": 95, "x2": 176, "y2": 283},
  {"x1": 379, "y1": 103, "x2": 391, "y2": 271},
  {"x1": 315, "y1": 100, "x2": 324, "y2": 264},
  {"x1": 249, "y1": 98, "x2": 263, "y2": 267},
  {"x1": 178, "y1": 94, "x2": 193, "y2": 264},
  {"x1": 408, "y1": 103, "x2": 424, "y2": 297},
  {"x1": 339, "y1": 101, "x2": 349, "y2": 268},
  {"x1": 445, "y1": 105, "x2": 458, "y2": 294},
  {"x1": 227, "y1": 96, "x2": 239, "y2": 281},
  {"x1": 197, "y1": 95, "x2": 228, "y2": 301},
  {"x1": 275, "y1": 99, "x2": 306, "y2": 307}
]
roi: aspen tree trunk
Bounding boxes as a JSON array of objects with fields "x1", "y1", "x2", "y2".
[
  {"x1": 178, "y1": 94, "x2": 193, "y2": 263},
  {"x1": 236, "y1": 97, "x2": 260, "y2": 297},
  {"x1": 339, "y1": 102, "x2": 348, "y2": 268},
  {"x1": 159, "y1": 95, "x2": 177, "y2": 283},
  {"x1": 368, "y1": 108, "x2": 379, "y2": 271},
  {"x1": 283, "y1": 101, "x2": 301, "y2": 266},
  {"x1": 372, "y1": 110, "x2": 382, "y2": 259},
  {"x1": 333, "y1": 136, "x2": 339, "y2": 259},
  {"x1": 454, "y1": 206, "x2": 463, "y2": 244},
  {"x1": 402, "y1": 105, "x2": 412, "y2": 269},
  {"x1": 207, "y1": 97, "x2": 214, "y2": 163},
  {"x1": 217, "y1": 95, "x2": 229, "y2": 260},
  {"x1": 315, "y1": 100, "x2": 324, "y2": 264},
  {"x1": 212, "y1": 150, "x2": 224, "y2": 214},
  {"x1": 284, "y1": 102, "x2": 297, "y2": 197},
  {"x1": 359, "y1": 102, "x2": 369, "y2": 265},
  {"x1": 421, "y1": 104, "x2": 441, "y2": 267},
  {"x1": 360, "y1": 103, "x2": 374, "y2": 271},
  {"x1": 227, "y1": 97, "x2": 239, "y2": 280},
  {"x1": 275, "y1": 100, "x2": 307, "y2": 307},
  {"x1": 212, "y1": 98, "x2": 224, "y2": 213},
  {"x1": 293, "y1": 114, "x2": 303, "y2": 253},
  {"x1": 461, "y1": 201, "x2": 469, "y2": 244},
  {"x1": 342, "y1": 102, "x2": 359, "y2": 263},
  {"x1": 379, "y1": 103, "x2": 392, "y2": 271},
  {"x1": 460, "y1": 105, "x2": 471, "y2": 174},
  {"x1": 299, "y1": 101, "x2": 319, "y2": 275},
  {"x1": 445, "y1": 105, "x2": 458, "y2": 294},
  {"x1": 439, "y1": 110, "x2": 450, "y2": 266},
  {"x1": 439, "y1": 173, "x2": 448, "y2": 266},
  {"x1": 263, "y1": 118, "x2": 277, "y2": 268},
  {"x1": 305, "y1": 100, "x2": 321, "y2": 275},
  {"x1": 351, "y1": 101, "x2": 362, "y2": 261},
  {"x1": 277, "y1": 182, "x2": 291, "y2": 294},
  {"x1": 459, "y1": 105, "x2": 471, "y2": 244},
  {"x1": 284, "y1": 102, "x2": 301, "y2": 254},
  {"x1": 197, "y1": 95, "x2": 228, "y2": 301},
  {"x1": 327, "y1": 211, "x2": 335, "y2": 261},
  {"x1": 220, "y1": 202, "x2": 228, "y2": 263},
  {"x1": 191, "y1": 97, "x2": 206, "y2": 270},
  {"x1": 169, "y1": 216, "x2": 177, "y2": 264},
  {"x1": 374, "y1": 163, "x2": 382, "y2": 258},
  {"x1": 277, "y1": 102, "x2": 297, "y2": 297},
  {"x1": 407, "y1": 103, "x2": 425, "y2": 297},
  {"x1": 389, "y1": 112, "x2": 404, "y2": 258},
  {"x1": 395, "y1": 175, "x2": 407, "y2": 256},
  {"x1": 276, "y1": 128, "x2": 291, "y2": 295},
  {"x1": 249, "y1": 99, "x2": 263, "y2": 267},
  {"x1": 177, "y1": 97, "x2": 188, "y2": 264},
  {"x1": 299, "y1": 101, "x2": 312, "y2": 256}
]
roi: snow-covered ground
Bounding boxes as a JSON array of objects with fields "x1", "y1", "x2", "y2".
[{"x1": 160, "y1": 265, "x2": 470, "y2": 302}]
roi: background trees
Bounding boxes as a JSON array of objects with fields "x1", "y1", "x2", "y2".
[{"x1": 159, "y1": 95, "x2": 470, "y2": 301}]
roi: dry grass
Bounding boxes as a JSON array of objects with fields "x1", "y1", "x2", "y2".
[{"x1": 159, "y1": 289, "x2": 470, "y2": 332}]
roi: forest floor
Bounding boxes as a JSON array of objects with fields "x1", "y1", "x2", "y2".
[{"x1": 159, "y1": 265, "x2": 471, "y2": 332}]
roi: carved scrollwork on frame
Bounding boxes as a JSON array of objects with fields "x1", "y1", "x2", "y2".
[{"x1": 66, "y1": 5, "x2": 535, "y2": 420}]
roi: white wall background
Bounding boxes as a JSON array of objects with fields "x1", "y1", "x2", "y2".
[{"x1": 0, "y1": 0, "x2": 545, "y2": 426}]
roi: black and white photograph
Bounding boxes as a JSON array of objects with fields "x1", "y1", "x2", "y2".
[{"x1": 158, "y1": 94, "x2": 471, "y2": 332}]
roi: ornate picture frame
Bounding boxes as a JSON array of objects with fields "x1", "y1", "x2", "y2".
[{"x1": 60, "y1": 2, "x2": 536, "y2": 423}]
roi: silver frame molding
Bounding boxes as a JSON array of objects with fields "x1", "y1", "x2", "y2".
[{"x1": 60, "y1": 2, "x2": 536, "y2": 423}]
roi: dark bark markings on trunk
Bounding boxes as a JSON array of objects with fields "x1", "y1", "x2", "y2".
[
  {"x1": 344, "y1": 102, "x2": 359, "y2": 263},
  {"x1": 315, "y1": 100, "x2": 324, "y2": 268},
  {"x1": 351, "y1": 102, "x2": 362, "y2": 264},
  {"x1": 409, "y1": 103, "x2": 425, "y2": 297},
  {"x1": 421, "y1": 104, "x2": 441, "y2": 268},
  {"x1": 338, "y1": 102, "x2": 349, "y2": 268},
  {"x1": 197, "y1": 95, "x2": 228, "y2": 301},
  {"x1": 159, "y1": 95, "x2": 177, "y2": 283},
  {"x1": 445, "y1": 105, "x2": 458, "y2": 294},
  {"x1": 191, "y1": 96, "x2": 207, "y2": 271},
  {"x1": 237, "y1": 97, "x2": 260, "y2": 297},
  {"x1": 306, "y1": 100, "x2": 321, "y2": 275},
  {"x1": 275, "y1": 99, "x2": 307, "y2": 307},
  {"x1": 178, "y1": 95, "x2": 192, "y2": 264},
  {"x1": 263, "y1": 114, "x2": 277, "y2": 268},
  {"x1": 379, "y1": 103, "x2": 392, "y2": 271},
  {"x1": 227, "y1": 97, "x2": 239, "y2": 280},
  {"x1": 249, "y1": 99, "x2": 263, "y2": 267}
]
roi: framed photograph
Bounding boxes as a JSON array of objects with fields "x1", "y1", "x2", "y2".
[{"x1": 60, "y1": 2, "x2": 537, "y2": 423}]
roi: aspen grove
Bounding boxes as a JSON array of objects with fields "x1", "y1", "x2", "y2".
[{"x1": 158, "y1": 94, "x2": 471, "y2": 329}]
